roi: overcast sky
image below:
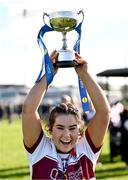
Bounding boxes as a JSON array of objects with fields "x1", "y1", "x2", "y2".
[{"x1": 0, "y1": 0, "x2": 128, "y2": 87}]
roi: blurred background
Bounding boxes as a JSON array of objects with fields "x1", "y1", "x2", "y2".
[{"x1": 0, "y1": 0, "x2": 128, "y2": 179}]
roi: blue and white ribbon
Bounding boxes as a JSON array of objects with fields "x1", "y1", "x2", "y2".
[
  {"x1": 36, "y1": 24, "x2": 54, "y2": 85},
  {"x1": 36, "y1": 21, "x2": 90, "y2": 112},
  {"x1": 73, "y1": 22, "x2": 90, "y2": 111}
]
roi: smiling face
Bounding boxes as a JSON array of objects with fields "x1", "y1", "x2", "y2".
[{"x1": 51, "y1": 114, "x2": 79, "y2": 153}]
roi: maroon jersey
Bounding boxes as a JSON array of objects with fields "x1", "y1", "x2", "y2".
[{"x1": 24, "y1": 129, "x2": 101, "y2": 179}]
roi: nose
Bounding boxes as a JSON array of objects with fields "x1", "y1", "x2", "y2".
[{"x1": 63, "y1": 129, "x2": 71, "y2": 137}]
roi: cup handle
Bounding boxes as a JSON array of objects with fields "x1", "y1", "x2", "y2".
[
  {"x1": 77, "y1": 10, "x2": 84, "y2": 23},
  {"x1": 43, "y1": 12, "x2": 50, "y2": 26}
]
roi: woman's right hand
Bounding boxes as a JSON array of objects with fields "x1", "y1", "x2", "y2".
[{"x1": 50, "y1": 50, "x2": 59, "y2": 75}]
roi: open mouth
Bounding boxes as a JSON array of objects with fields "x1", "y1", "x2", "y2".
[{"x1": 60, "y1": 140, "x2": 71, "y2": 145}]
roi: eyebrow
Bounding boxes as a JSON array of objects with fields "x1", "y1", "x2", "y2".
[{"x1": 56, "y1": 124, "x2": 77, "y2": 128}]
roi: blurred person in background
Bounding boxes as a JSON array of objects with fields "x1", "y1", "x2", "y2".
[
  {"x1": 22, "y1": 50, "x2": 110, "y2": 179},
  {"x1": 61, "y1": 95, "x2": 73, "y2": 104},
  {"x1": 109, "y1": 101, "x2": 123, "y2": 161},
  {"x1": 120, "y1": 105, "x2": 128, "y2": 168},
  {"x1": 0, "y1": 104, "x2": 4, "y2": 120},
  {"x1": 82, "y1": 101, "x2": 95, "y2": 125}
]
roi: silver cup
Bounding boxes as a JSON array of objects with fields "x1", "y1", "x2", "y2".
[{"x1": 43, "y1": 10, "x2": 84, "y2": 68}]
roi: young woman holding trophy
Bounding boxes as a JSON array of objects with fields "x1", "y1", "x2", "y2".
[{"x1": 22, "y1": 50, "x2": 110, "y2": 179}]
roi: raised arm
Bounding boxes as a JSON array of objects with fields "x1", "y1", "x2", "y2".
[
  {"x1": 22, "y1": 50, "x2": 58, "y2": 148},
  {"x1": 75, "y1": 53, "x2": 111, "y2": 148}
]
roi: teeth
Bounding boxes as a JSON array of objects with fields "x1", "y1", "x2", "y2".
[
  {"x1": 63, "y1": 141, "x2": 70, "y2": 143},
  {"x1": 61, "y1": 140, "x2": 71, "y2": 142},
  {"x1": 61, "y1": 140, "x2": 71, "y2": 143}
]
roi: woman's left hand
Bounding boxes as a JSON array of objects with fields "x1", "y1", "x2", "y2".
[{"x1": 74, "y1": 53, "x2": 88, "y2": 78}]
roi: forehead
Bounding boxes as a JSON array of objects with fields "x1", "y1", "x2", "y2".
[{"x1": 54, "y1": 114, "x2": 77, "y2": 126}]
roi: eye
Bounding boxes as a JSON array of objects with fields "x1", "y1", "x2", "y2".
[
  {"x1": 69, "y1": 127, "x2": 76, "y2": 131},
  {"x1": 57, "y1": 127, "x2": 64, "y2": 130}
]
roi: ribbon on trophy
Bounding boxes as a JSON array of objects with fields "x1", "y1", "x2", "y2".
[
  {"x1": 36, "y1": 15, "x2": 90, "y2": 112},
  {"x1": 73, "y1": 21, "x2": 90, "y2": 111},
  {"x1": 36, "y1": 24, "x2": 54, "y2": 84}
]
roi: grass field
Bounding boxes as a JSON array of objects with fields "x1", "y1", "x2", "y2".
[{"x1": 0, "y1": 119, "x2": 128, "y2": 180}]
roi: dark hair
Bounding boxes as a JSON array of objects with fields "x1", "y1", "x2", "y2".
[{"x1": 44, "y1": 103, "x2": 84, "y2": 135}]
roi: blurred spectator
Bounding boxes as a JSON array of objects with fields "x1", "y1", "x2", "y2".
[
  {"x1": 38, "y1": 104, "x2": 52, "y2": 119},
  {"x1": 120, "y1": 105, "x2": 128, "y2": 168},
  {"x1": 61, "y1": 95, "x2": 73, "y2": 104},
  {"x1": 5, "y1": 105, "x2": 12, "y2": 124},
  {"x1": 14, "y1": 104, "x2": 23, "y2": 118},
  {"x1": 109, "y1": 101, "x2": 123, "y2": 161},
  {"x1": 110, "y1": 101, "x2": 123, "y2": 127},
  {"x1": 82, "y1": 101, "x2": 95, "y2": 125},
  {"x1": 0, "y1": 104, "x2": 4, "y2": 120}
]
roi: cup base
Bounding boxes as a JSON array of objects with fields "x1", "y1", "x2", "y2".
[{"x1": 54, "y1": 60, "x2": 78, "y2": 68}]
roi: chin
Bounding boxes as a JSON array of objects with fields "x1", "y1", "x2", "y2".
[
  {"x1": 57, "y1": 147, "x2": 72, "y2": 153},
  {"x1": 62, "y1": 147, "x2": 72, "y2": 153}
]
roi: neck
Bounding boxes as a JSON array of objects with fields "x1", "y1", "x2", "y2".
[{"x1": 56, "y1": 149, "x2": 72, "y2": 154}]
